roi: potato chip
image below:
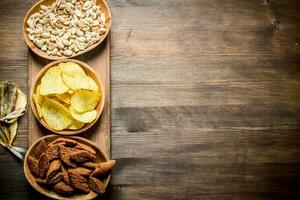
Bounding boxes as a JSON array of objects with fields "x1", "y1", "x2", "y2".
[
  {"x1": 86, "y1": 76, "x2": 98, "y2": 91},
  {"x1": 42, "y1": 97, "x2": 73, "y2": 130},
  {"x1": 59, "y1": 62, "x2": 86, "y2": 77},
  {"x1": 40, "y1": 66, "x2": 69, "y2": 95},
  {"x1": 36, "y1": 84, "x2": 44, "y2": 105},
  {"x1": 67, "y1": 120, "x2": 85, "y2": 130},
  {"x1": 33, "y1": 94, "x2": 43, "y2": 118},
  {"x1": 62, "y1": 74, "x2": 86, "y2": 91},
  {"x1": 71, "y1": 90, "x2": 100, "y2": 113},
  {"x1": 62, "y1": 74, "x2": 98, "y2": 91},
  {"x1": 69, "y1": 106, "x2": 97, "y2": 123},
  {"x1": 55, "y1": 93, "x2": 71, "y2": 105}
]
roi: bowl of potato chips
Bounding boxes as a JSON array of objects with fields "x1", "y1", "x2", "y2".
[{"x1": 30, "y1": 59, "x2": 105, "y2": 135}]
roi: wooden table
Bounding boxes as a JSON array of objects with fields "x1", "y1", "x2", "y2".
[{"x1": 1, "y1": 0, "x2": 300, "y2": 199}]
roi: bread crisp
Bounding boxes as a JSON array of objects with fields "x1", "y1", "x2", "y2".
[
  {"x1": 53, "y1": 181, "x2": 74, "y2": 196},
  {"x1": 75, "y1": 143, "x2": 96, "y2": 155},
  {"x1": 34, "y1": 139, "x2": 47, "y2": 159},
  {"x1": 36, "y1": 178, "x2": 48, "y2": 185},
  {"x1": 45, "y1": 144, "x2": 60, "y2": 161},
  {"x1": 68, "y1": 167, "x2": 92, "y2": 176},
  {"x1": 59, "y1": 145, "x2": 77, "y2": 168},
  {"x1": 69, "y1": 171, "x2": 90, "y2": 193},
  {"x1": 27, "y1": 155, "x2": 39, "y2": 177},
  {"x1": 38, "y1": 153, "x2": 50, "y2": 178},
  {"x1": 49, "y1": 138, "x2": 77, "y2": 147},
  {"x1": 91, "y1": 160, "x2": 116, "y2": 177},
  {"x1": 27, "y1": 137, "x2": 116, "y2": 197},
  {"x1": 48, "y1": 172, "x2": 64, "y2": 185},
  {"x1": 61, "y1": 164, "x2": 71, "y2": 185},
  {"x1": 46, "y1": 160, "x2": 61, "y2": 180},
  {"x1": 70, "y1": 150, "x2": 97, "y2": 163},
  {"x1": 88, "y1": 177, "x2": 105, "y2": 194},
  {"x1": 81, "y1": 161, "x2": 98, "y2": 169}
]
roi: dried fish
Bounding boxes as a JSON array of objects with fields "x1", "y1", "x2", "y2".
[
  {"x1": 0, "y1": 81, "x2": 27, "y2": 160},
  {"x1": 3, "y1": 89, "x2": 26, "y2": 123},
  {"x1": 0, "y1": 81, "x2": 18, "y2": 119}
]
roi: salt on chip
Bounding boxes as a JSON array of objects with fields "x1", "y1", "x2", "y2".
[
  {"x1": 42, "y1": 97, "x2": 72, "y2": 130},
  {"x1": 59, "y1": 62, "x2": 86, "y2": 77},
  {"x1": 69, "y1": 106, "x2": 97, "y2": 123},
  {"x1": 40, "y1": 66, "x2": 69, "y2": 95},
  {"x1": 33, "y1": 94, "x2": 43, "y2": 118},
  {"x1": 71, "y1": 90, "x2": 100, "y2": 113},
  {"x1": 67, "y1": 120, "x2": 85, "y2": 130}
]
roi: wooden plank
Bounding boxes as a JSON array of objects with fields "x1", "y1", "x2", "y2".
[
  {"x1": 109, "y1": 0, "x2": 300, "y2": 59},
  {"x1": 1, "y1": 0, "x2": 300, "y2": 199},
  {"x1": 27, "y1": 37, "x2": 111, "y2": 157}
]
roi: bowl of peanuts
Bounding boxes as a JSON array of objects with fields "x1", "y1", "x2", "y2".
[{"x1": 23, "y1": 0, "x2": 111, "y2": 60}]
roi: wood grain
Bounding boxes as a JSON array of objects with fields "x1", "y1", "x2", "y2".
[{"x1": 1, "y1": 0, "x2": 300, "y2": 199}]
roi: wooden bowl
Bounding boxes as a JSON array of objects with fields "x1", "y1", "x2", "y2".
[
  {"x1": 30, "y1": 59, "x2": 105, "y2": 135},
  {"x1": 24, "y1": 135, "x2": 110, "y2": 200},
  {"x1": 23, "y1": 0, "x2": 111, "y2": 60}
]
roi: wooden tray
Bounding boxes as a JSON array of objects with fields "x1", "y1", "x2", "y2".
[{"x1": 27, "y1": 37, "x2": 111, "y2": 158}]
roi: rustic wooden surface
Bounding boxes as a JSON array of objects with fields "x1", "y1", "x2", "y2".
[{"x1": 1, "y1": 0, "x2": 300, "y2": 199}]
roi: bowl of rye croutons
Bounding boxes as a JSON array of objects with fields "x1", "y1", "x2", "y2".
[{"x1": 24, "y1": 135, "x2": 116, "y2": 200}]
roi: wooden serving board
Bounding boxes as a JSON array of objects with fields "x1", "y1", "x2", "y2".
[{"x1": 27, "y1": 37, "x2": 111, "y2": 158}]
